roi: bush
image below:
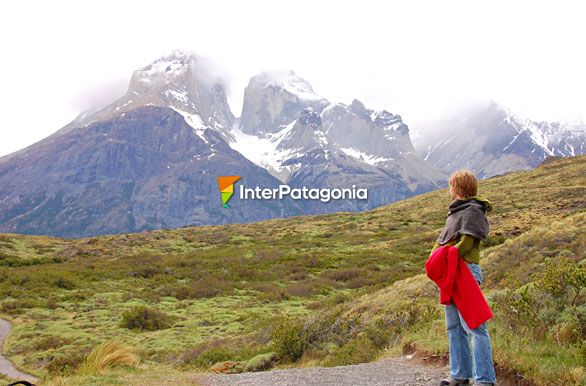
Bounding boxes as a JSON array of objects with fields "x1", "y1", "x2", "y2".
[
  {"x1": 34, "y1": 335, "x2": 73, "y2": 351},
  {"x1": 46, "y1": 350, "x2": 89, "y2": 375},
  {"x1": 323, "y1": 334, "x2": 378, "y2": 366},
  {"x1": 493, "y1": 285, "x2": 543, "y2": 333},
  {"x1": 193, "y1": 346, "x2": 234, "y2": 368},
  {"x1": 286, "y1": 281, "x2": 316, "y2": 297},
  {"x1": 253, "y1": 282, "x2": 289, "y2": 302},
  {"x1": 548, "y1": 305, "x2": 586, "y2": 344},
  {"x1": 178, "y1": 339, "x2": 263, "y2": 369},
  {"x1": 1, "y1": 298, "x2": 43, "y2": 314},
  {"x1": 493, "y1": 257, "x2": 586, "y2": 343},
  {"x1": 536, "y1": 257, "x2": 585, "y2": 305},
  {"x1": 157, "y1": 283, "x2": 191, "y2": 300},
  {"x1": 363, "y1": 319, "x2": 393, "y2": 350},
  {"x1": 324, "y1": 268, "x2": 362, "y2": 282},
  {"x1": 244, "y1": 352, "x2": 278, "y2": 372},
  {"x1": 270, "y1": 316, "x2": 308, "y2": 362},
  {"x1": 190, "y1": 275, "x2": 229, "y2": 299},
  {"x1": 345, "y1": 276, "x2": 371, "y2": 289},
  {"x1": 121, "y1": 306, "x2": 174, "y2": 331},
  {"x1": 54, "y1": 277, "x2": 76, "y2": 290}
]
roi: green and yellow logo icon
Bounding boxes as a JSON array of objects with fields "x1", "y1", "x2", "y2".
[{"x1": 218, "y1": 176, "x2": 241, "y2": 208}]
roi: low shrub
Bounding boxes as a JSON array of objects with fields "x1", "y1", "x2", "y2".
[
  {"x1": 270, "y1": 316, "x2": 308, "y2": 362},
  {"x1": 46, "y1": 350, "x2": 89, "y2": 375},
  {"x1": 53, "y1": 277, "x2": 76, "y2": 290},
  {"x1": 120, "y1": 306, "x2": 174, "y2": 331},
  {"x1": 323, "y1": 334, "x2": 378, "y2": 367},
  {"x1": 244, "y1": 352, "x2": 278, "y2": 372}
]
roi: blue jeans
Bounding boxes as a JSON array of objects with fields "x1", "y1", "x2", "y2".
[{"x1": 444, "y1": 263, "x2": 496, "y2": 384}]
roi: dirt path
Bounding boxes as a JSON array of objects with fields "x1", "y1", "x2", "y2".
[
  {"x1": 0, "y1": 319, "x2": 39, "y2": 384},
  {"x1": 191, "y1": 355, "x2": 530, "y2": 386},
  {"x1": 0, "y1": 319, "x2": 527, "y2": 386},
  {"x1": 195, "y1": 356, "x2": 450, "y2": 386}
]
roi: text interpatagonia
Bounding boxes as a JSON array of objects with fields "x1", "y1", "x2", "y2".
[{"x1": 239, "y1": 184, "x2": 368, "y2": 203}]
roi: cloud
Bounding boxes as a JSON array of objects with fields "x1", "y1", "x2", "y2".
[
  {"x1": 1, "y1": 0, "x2": 585, "y2": 158},
  {"x1": 67, "y1": 77, "x2": 129, "y2": 113}
]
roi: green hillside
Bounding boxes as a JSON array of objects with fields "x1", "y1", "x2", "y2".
[{"x1": 0, "y1": 155, "x2": 584, "y2": 385}]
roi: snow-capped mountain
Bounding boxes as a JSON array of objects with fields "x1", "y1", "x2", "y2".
[
  {"x1": 321, "y1": 99, "x2": 446, "y2": 193},
  {"x1": 414, "y1": 101, "x2": 586, "y2": 178},
  {"x1": 49, "y1": 49, "x2": 235, "y2": 145},
  {"x1": 0, "y1": 55, "x2": 448, "y2": 237},
  {"x1": 279, "y1": 107, "x2": 415, "y2": 214},
  {"x1": 231, "y1": 71, "x2": 446, "y2": 194},
  {"x1": 238, "y1": 70, "x2": 330, "y2": 136},
  {"x1": 6, "y1": 50, "x2": 581, "y2": 238},
  {"x1": 236, "y1": 99, "x2": 415, "y2": 213},
  {"x1": 0, "y1": 52, "x2": 304, "y2": 237},
  {"x1": 529, "y1": 120, "x2": 586, "y2": 157}
]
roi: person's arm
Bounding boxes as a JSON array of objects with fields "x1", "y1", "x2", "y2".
[{"x1": 454, "y1": 233, "x2": 476, "y2": 257}]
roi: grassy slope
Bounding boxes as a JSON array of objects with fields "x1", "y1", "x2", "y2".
[
  {"x1": 0, "y1": 155, "x2": 584, "y2": 385},
  {"x1": 348, "y1": 210, "x2": 585, "y2": 384}
]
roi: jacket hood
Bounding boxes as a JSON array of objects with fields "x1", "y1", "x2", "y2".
[
  {"x1": 468, "y1": 195, "x2": 492, "y2": 213},
  {"x1": 449, "y1": 195, "x2": 492, "y2": 214},
  {"x1": 438, "y1": 194, "x2": 491, "y2": 244}
]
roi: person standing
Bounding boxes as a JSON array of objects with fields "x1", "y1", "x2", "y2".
[{"x1": 430, "y1": 170, "x2": 497, "y2": 386}]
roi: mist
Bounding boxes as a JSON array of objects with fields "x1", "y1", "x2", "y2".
[{"x1": 1, "y1": 0, "x2": 585, "y2": 157}]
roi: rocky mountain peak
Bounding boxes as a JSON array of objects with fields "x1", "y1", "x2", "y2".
[
  {"x1": 250, "y1": 70, "x2": 323, "y2": 101},
  {"x1": 127, "y1": 49, "x2": 198, "y2": 95},
  {"x1": 298, "y1": 107, "x2": 322, "y2": 128},
  {"x1": 0, "y1": 52, "x2": 451, "y2": 237},
  {"x1": 372, "y1": 110, "x2": 402, "y2": 135},
  {"x1": 239, "y1": 71, "x2": 329, "y2": 136},
  {"x1": 48, "y1": 50, "x2": 235, "y2": 143}
]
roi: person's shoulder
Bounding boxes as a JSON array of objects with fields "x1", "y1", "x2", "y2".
[
  {"x1": 469, "y1": 195, "x2": 492, "y2": 212},
  {"x1": 462, "y1": 197, "x2": 490, "y2": 214}
]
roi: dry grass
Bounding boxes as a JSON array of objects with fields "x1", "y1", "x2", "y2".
[{"x1": 76, "y1": 341, "x2": 138, "y2": 376}]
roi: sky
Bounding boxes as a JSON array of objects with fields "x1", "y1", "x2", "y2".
[{"x1": 1, "y1": 0, "x2": 585, "y2": 157}]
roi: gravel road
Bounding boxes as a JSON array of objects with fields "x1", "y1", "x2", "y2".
[
  {"x1": 195, "y1": 356, "x2": 449, "y2": 386},
  {"x1": 0, "y1": 319, "x2": 39, "y2": 384}
]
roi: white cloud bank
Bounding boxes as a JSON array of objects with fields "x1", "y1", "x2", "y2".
[{"x1": 0, "y1": 0, "x2": 584, "y2": 157}]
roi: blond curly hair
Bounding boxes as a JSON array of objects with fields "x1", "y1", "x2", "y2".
[{"x1": 448, "y1": 170, "x2": 478, "y2": 198}]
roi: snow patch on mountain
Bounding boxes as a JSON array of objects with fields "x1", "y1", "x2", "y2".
[
  {"x1": 340, "y1": 147, "x2": 394, "y2": 165},
  {"x1": 165, "y1": 89, "x2": 189, "y2": 105},
  {"x1": 228, "y1": 120, "x2": 300, "y2": 181},
  {"x1": 171, "y1": 108, "x2": 209, "y2": 144},
  {"x1": 315, "y1": 130, "x2": 328, "y2": 147},
  {"x1": 135, "y1": 50, "x2": 194, "y2": 84},
  {"x1": 504, "y1": 109, "x2": 557, "y2": 156}
]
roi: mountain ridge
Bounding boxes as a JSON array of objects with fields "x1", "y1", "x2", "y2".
[
  {"x1": 1, "y1": 51, "x2": 584, "y2": 237},
  {"x1": 415, "y1": 100, "x2": 586, "y2": 178}
]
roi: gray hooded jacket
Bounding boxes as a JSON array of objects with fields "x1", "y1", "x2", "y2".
[{"x1": 436, "y1": 196, "x2": 492, "y2": 245}]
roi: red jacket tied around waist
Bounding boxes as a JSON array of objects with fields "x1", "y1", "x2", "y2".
[{"x1": 425, "y1": 245, "x2": 493, "y2": 330}]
